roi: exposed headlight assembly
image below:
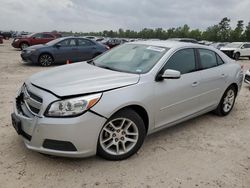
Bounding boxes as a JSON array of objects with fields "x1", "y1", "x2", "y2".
[{"x1": 45, "y1": 93, "x2": 102, "y2": 117}]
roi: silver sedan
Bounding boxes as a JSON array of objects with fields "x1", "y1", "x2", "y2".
[{"x1": 11, "y1": 41, "x2": 243, "y2": 160}]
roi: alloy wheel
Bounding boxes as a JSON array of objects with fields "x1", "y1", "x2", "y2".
[
  {"x1": 223, "y1": 89, "x2": 235, "y2": 113},
  {"x1": 99, "y1": 118, "x2": 139, "y2": 156},
  {"x1": 39, "y1": 54, "x2": 53, "y2": 66}
]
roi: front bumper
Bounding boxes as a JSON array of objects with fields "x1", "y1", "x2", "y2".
[
  {"x1": 20, "y1": 51, "x2": 37, "y2": 63},
  {"x1": 12, "y1": 84, "x2": 106, "y2": 158}
]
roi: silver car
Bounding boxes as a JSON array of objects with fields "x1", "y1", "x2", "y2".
[{"x1": 11, "y1": 41, "x2": 243, "y2": 160}]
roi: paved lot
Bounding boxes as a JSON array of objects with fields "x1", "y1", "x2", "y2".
[{"x1": 0, "y1": 40, "x2": 250, "y2": 188}]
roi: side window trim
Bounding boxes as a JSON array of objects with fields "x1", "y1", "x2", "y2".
[
  {"x1": 216, "y1": 54, "x2": 225, "y2": 66},
  {"x1": 196, "y1": 48, "x2": 219, "y2": 70},
  {"x1": 155, "y1": 48, "x2": 197, "y2": 81}
]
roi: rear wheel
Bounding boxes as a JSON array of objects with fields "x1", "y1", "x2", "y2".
[
  {"x1": 214, "y1": 86, "x2": 237, "y2": 116},
  {"x1": 20, "y1": 42, "x2": 29, "y2": 50},
  {"x1": 234, "y1": 52, "x2": 240, "y2": 60},
  {"x1": 97, "y1": 109, "x2": 146, "y2": 160},
  {"x1": 38, "y1": 54, "x2": 54, "y2": 66}
]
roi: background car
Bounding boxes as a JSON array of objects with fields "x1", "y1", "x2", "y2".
[
  {"x1": 0, "y1": 31, "x2": 12, "y2": 39},
  {"x1": 21, "y1": 37, "x2": 109, "y2": 66},
  {"x1": 102, "y1": 38, "x2": 126, "y2": 48},
  {"x1": 167, "y1": 38, "x2": 198, "y2": 43},
  {"x1": 0, "y1": 35, "x2": 3, "y2": 44},
  {"x1": 210, "y1": 42, "x2": 228, "y2": 50},
  {"x1": 12, "y1": 32, "x2": 61, "y2": 50},
  {"x1": 220, "y1": 42, "x2": 250, "y2": 60}
]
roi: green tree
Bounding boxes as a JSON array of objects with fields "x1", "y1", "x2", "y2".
[{"x1": 218, "y1": 17, "x2": 231, "y2": 41}]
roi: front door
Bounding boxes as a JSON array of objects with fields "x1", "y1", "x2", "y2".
[
  {"x1": 53, "y1": 38, "x2": 78, "y2": 63},
  {"x1": 154, "y1": 48, "x2": 202, "y2": 128}
]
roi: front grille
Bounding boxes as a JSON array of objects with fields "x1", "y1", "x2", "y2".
[
  {"x1": 16, "y1": 85, "x2": 43, "y2": 116},
  {"x1": 221, "y1": 50, "x2": 234, "y2": 58}
]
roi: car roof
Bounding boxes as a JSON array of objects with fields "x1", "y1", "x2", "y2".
[{"x1": 131, "y1": 40, "x2": 207, "y2": 49}]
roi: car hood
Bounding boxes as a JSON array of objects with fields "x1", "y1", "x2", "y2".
[
  {"x1": 26, "y1": 62, "x2": 140, "y2": 97},
  {"x1": 25, "y1": 44, "x2": 45, "y2": 50},
  {"x1": 220, "y1": 47, "x2": 237, "y2": 51}
]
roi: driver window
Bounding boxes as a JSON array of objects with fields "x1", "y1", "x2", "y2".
[
  {"x1": 163, "y1": 49, "x2": 196, "y2": 74},
  {"x1": 32, "y1": 33, "x2": 42, "y2": 38}
]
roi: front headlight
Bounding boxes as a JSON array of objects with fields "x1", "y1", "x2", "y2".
[
  {"x1": 45, "y1": 93, "x2": 102, "y2": 117},
  {"x1": 26, "y1": 49, "x2": 36, "y2": 54}
]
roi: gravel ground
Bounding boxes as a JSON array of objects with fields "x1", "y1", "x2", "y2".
[{"x1": 0, "y1": 40, "x2": 250, "y2": 188}]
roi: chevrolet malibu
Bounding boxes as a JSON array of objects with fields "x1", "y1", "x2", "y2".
[{"x1": 11, "y1": 41, "x2": 243, "y2": 160}]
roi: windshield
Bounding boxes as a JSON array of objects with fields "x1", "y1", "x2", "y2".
[
  {"x1": 225, "y1": 43, "x2": 242, "y2": 48},
  {"x1": 94, "y1": 44, "x2": 168, "y2": 74}
]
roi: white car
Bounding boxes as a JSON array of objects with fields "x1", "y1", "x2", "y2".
[
  {"x1": 220, "y1": 42, "x2": 250, "y2": 60},
  {"x1": 11, "y1": 41, "x2": 243, "y2": 160}
]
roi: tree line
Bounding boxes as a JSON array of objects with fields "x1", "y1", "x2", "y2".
[{"x1": 62, "y1": 17, "x2": 250, "y2": 42}]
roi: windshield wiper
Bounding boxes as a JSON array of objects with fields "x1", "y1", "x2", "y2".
[
  {"x1": 97, "y1": 65, "x2": 117, "y2": 71},
  {"x1": 87, "y1": 59, "x2": 96, "y2": 65}
]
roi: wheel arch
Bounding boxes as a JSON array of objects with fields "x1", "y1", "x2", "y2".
[
  {"x1": 19, "y1": 41, "x2": 30, "y2": 48},
  {"x1": 38, "y1": 52, "x2": 55, "y2": 63},
  {"x1": 109, "y1": 104, "x2": 149, "y2": 133}
]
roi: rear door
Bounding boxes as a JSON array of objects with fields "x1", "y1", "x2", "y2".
[
  {"x1": 76, "y1": 38, "x2": 96, "y2": 61},
  {"x1": 30, "y1": 33, "x2": 43, "y2": 45},
  {"x1": 154, "y1": 48, "x2": 202, "y2": 128},
  {"x1": 52, "y1": 38, "x2": 78, "y2": 63},
  {"x1": 197, "y1": 48, "x2": 227, "y2": 109}
]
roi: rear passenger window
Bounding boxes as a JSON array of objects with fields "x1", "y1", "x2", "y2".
[
  {"x1": 199, "y1": 49, "x2": 217, "y2": 69},
  {"x1": 216, "y1": 55, "x2": 224, "y2": 65},
  {"x1": 42, "y1": 34, "x2": 54, "y2": 38},
  {"x1": 164, "y1": 49, "x2": 196, "y2": 74},
  {"x1": 78, "y1": 39, "x2": 94, "y2": 46}
]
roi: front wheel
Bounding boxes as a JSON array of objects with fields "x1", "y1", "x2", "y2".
[
  {"x1": 97, "y1": 109, "x2": 146, "y2": 160},
  {"x1": 38, "y1": 54, "x2": 54, "y2": 66},
  {"x1": 214, "y1": 86, "x2": 237, "y2": 116},
  {"x1": 20, "y1": 43, "x2": 29, "y2": 50}
]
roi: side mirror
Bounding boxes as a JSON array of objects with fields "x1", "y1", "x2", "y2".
[
  {"x1": 241, "y1": 46, "x2": 245, "y2": 49},
  {"x1": 161, "y1": 69, "x2": 181, "y2": 79},
  {"x1": 32, "y1": 37, "x2": 36, "y2": 39},
  {"x1": 55, "y1": 44, "x2": 61, "y2": 48}
]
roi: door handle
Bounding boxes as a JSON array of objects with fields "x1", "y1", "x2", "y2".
[{"x1": 192, "y1": 81, "x2": 199, "y2": 87}]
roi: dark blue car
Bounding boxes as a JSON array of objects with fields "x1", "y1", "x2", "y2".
[{"x1": 21, "y1": 37, "x2": 109, "y2": 66}]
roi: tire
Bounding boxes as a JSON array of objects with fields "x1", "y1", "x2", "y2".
[
  {"x1": 20, "y1": 42, "x2": 29, "y2": 50},
  {"x1": 234, "y1": 52, "x2": 240, "y2": 60},
  {"x1": 38, "y1": 54, "x2": 54, "y2": 66},
  {"x1": 214, "y1": 85, "x2": 237, "y2": 116},
  {"x1": 97, "y1": 109, "x2": 146, "y2": 160}
]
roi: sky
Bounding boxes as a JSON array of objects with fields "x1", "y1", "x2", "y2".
[{"x1": 0, "y1": 0, "x2": 250, "y2": 32}]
